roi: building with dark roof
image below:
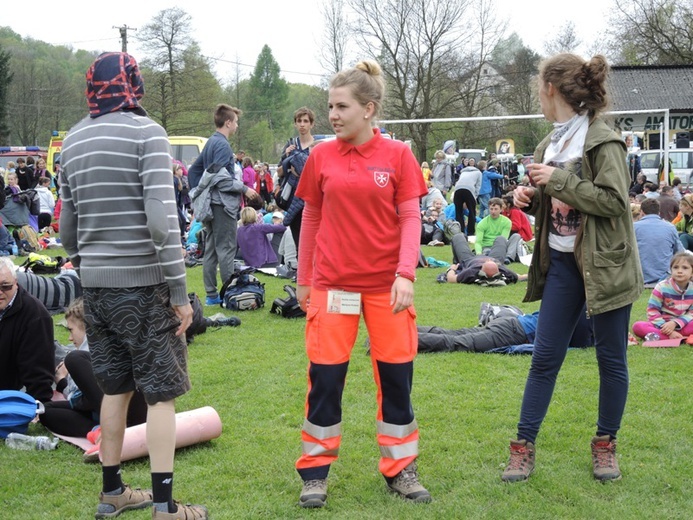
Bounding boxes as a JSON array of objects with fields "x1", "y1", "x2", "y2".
[{"x1": 610, "y1": 65, "x2": 693, "y2": 148}]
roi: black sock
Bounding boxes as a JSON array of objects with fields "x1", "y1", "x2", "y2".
[
  {"x1": 152, "y1": 472, "x2": 175, "y2": 513},
  {"x1": 102, "y1": 465, "x2": 124, "y2": 494}
]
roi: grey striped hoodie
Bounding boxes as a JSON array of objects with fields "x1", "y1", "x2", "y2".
[{"x1": 60, "y1": 111, "x2": 188, "y2": 306}]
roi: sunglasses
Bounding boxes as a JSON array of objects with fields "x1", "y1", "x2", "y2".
[{"x1": 0, "y1": 283, "x2": 16, "y2": 292}]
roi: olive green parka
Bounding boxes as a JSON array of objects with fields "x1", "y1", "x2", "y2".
[{"x1": 523, "y1": 118, "x2": 644, "y2": 315}]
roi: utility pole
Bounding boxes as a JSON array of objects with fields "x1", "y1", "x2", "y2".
[{"x1": 114, "y1": 25, "x2": 137, "y2": 53}]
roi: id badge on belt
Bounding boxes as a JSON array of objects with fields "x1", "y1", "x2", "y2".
[{"x1": 327, "y1": 290, "x2": 361, "y2": 315}]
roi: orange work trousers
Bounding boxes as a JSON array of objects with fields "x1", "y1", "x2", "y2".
[{"x1": 295, "y1": 289, "x2": 420, "y2": 481}]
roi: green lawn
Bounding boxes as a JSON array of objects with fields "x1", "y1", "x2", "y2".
[{"x1": 2, "y1": 245, "x2": 691, "y2": 519}]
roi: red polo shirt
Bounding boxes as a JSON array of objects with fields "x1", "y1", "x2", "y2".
[{"x1": 296, "y1": 130, "x2": 427, "y2": 293}]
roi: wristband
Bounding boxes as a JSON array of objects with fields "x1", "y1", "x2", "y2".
[{"x1": 395, "y1": 272, "x2": 416, "y2": 282}]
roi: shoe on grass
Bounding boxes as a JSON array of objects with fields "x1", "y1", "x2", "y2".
[
  {"x1": 205, "y1": 295, "x2": 222, "y2": 306},
  {"x1": 95, "y1": 484, "x2": 152, "y2": 518},
  {"x1": 152, "y1": 501, "x2": 208, "y2": 519},
  {"x1": 501, "y1": 439, "x2": 535, "y2": 482},
  {"x1": 385, "y1": 462, "x2": 432, "y2": 503},
  {"x1": 299, "y1": 478, "x2": 327, "y2": 508},
  {"x1": 207, "y1": 316, "x2": 241, "y2": 327},
  {"x1": 591, "y1": 435, "x2": 621, "y2": 481}
]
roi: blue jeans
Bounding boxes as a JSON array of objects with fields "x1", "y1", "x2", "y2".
[
  {"x1": 680, "y1": 232, "x2": 693, "y2": 252},
  {"x1": 478, "y1": 194, "x2": 490, "y2": 219},
  {"x1": 517, "y1": 249, "x2": 631, "y2": 444}
]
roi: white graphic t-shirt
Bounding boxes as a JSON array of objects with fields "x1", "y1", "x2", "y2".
[{"x1": 544, "y1": 113, "x2": 589, "y2": 252}]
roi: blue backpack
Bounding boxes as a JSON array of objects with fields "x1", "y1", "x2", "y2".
[
  {"x1": 220, "y1": 268, "x2": 265, "y2": 311},
  {"x1": 0, "y1": 390, "x2": 44, "y2": 438}
]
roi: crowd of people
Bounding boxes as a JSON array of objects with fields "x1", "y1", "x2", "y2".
[
  {"x1": 1, "y1": 155, "x2": 61, "y2": 255},
  {"x1": 419, "y1": 151, "x2": 533, "y2": 253},
  {"x1": 2, "y1": 48, "x2": 692, "y2": 519}
]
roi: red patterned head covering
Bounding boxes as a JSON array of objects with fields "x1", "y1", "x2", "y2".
[{"x1": 86, "y1": 52, "x2": 146, "y2": 118}]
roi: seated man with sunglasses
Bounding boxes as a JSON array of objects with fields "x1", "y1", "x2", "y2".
[{"x1": 0, "y1": 257, "x2": 55, "y2": 403}]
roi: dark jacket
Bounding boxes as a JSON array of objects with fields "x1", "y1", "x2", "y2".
[
  {"x1": 188, "y1": 131, "x2": 236, "y2": 189},
  {"x1": 523, "y1": 118, "x2": 643, "y2": 315},
  {"x1": 0, "y1": 285, "x2": 55, "y2": 402},
  {"x1": 454, "y1": 256, "x2": 519, "y2": 285},
  {"x1": 281, "y1": 147, "x2": 309, "y2": 226}
]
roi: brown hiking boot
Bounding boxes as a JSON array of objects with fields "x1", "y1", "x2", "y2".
[
  {"x1": 591, "y1": 435, "x2": 621, "y2": 481},
  {"x1": 501, "y1": 439, "x2": 535, "y2": 482},
  {"x1": 298, "y1": 479, "x2": 327, "y2": 508},
  {"x1": 95, "y1": 484, "x2": 153, "y2": 518},
  {"x1": 385, "y1": 462, "x2": 432, "y2": 503},
  {"x1": 151, "y1": 501, "x2": 208, "y2": 519}
]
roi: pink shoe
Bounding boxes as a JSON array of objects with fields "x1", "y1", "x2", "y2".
[{"x1": 87, "y1": 426, "x2": 101, "y2": 445}]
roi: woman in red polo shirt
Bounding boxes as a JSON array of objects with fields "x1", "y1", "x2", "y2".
[{"x1": 293, "y1": 60, "x2": 431, "y2": 508}]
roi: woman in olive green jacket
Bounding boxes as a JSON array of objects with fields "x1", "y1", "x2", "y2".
[{"x1": 501, "y1": 54, "x2": 643, "y2": 484}]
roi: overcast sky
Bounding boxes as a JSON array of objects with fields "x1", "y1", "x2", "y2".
[{"x1": 2, "y1": 0, "x2": 612, "y2": 86}]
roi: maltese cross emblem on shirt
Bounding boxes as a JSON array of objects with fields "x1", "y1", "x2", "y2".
[{"x1": 374, "y1": 171, "x2": 390, "y2": 188}]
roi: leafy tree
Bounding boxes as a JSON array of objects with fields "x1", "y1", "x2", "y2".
[
  {"x1": 0, "y1": 27, "x2": 95, "y2": 145},
  {"x1": 609, "y1": 0, "x2": 693, "y2": 65},
  {"x1": 244, "y1": 45, "x2": 289, "y2": 131},
  {"x1": 0, "y1": 45, "x2": 13, "y2": 145},
  {"x1": 243, "y1": 120, "x2": 275, "y2": 162},
  {"x1": 489, "y1": 33, "x2": 546, "y2": 153},
  {"x1": 141, "y1": 42, "x2": 222, "y2": 136}
]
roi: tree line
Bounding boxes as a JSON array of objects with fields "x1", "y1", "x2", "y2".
[{"x1": 0, "y1": 0, "x2": 690, "y2": 163}]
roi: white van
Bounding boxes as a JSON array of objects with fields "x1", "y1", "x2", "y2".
[
  {"x1": 457, "y1": 148, "x2": 486, "y2": 163},
  {"x1": 640, "y1": 149, "x2": 693, "y2": 185}
]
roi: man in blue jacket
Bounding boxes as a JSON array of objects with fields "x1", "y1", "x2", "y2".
[{"x1": 188, "y1": 105, "x2": 259, "y2": 305}]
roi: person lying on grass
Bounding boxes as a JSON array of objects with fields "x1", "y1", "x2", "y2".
[{"x1": 438, "y1": 233, "x2": 527, "y2": 286}]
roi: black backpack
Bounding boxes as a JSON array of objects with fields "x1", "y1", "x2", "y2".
[
  {"x1": 220, "y1": 268, "x2": 265, "y2": 311},
  {"x1": 270, "y1": 285, "x2": 306, "y2": 318},
  {"x1": 185, "y1": 293, "x2": 207, "y2": 344}
]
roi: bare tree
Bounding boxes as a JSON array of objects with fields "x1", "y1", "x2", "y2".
[
  {"x1": 7, "y1": 52, "x2": 41, "y2": 145},
  {"x1": 318, "y1": 0, "x2": 350, "y2": 76},
  {"x1": 449, "y1": 0, "x2": 506, "y2": 148},
  {"x1": 347, "y1": 0, "x2": 478, "y2": 160},
  {"x1": 493, "y1": 33, "x2": 541, "y2": 116},
  {"x1": 543, "y1": 21, "x2": 582, "y2": 56},
  {"x1": 609, "y1": 0, "x2": 693, "y2": 65},
  {"x1": 138, "y1": 7, "x2": 193, "y2": 102}
]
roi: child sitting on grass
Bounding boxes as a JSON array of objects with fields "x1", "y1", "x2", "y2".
[{"x1": 632, "y1": 252, "x2": 693, "y2": 342}]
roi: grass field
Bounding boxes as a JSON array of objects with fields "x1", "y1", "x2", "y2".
[{"x1": 2, "y1": 244, "x2": 692, "y2": 519}]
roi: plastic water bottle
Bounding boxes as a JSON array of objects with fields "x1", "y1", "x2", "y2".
[
  {"x1": 11, "y1": 244, "x2": 18, "y2": 256},
  {"x1": 5, "y1": 433, "x2": 59, "y2": 451},
  {"x1": 644, "y1": 332, "x2": 660, "y2": 342}
]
